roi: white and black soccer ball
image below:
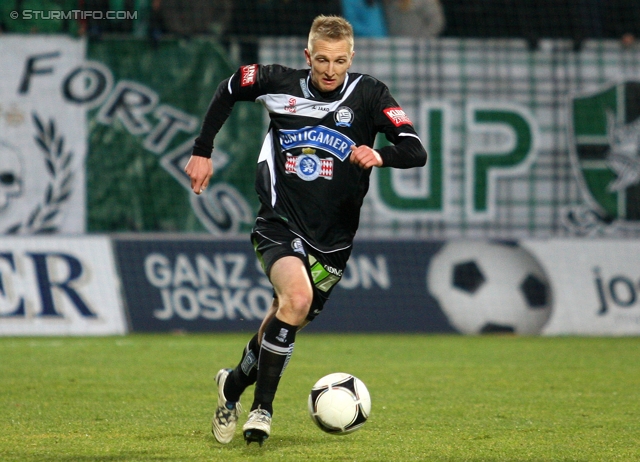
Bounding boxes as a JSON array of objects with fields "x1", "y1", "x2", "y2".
[
  {"x1": 308, "y1": 372, "x2": 371, "y2": 435},
  {"x1": 427, "y1": 241, "x2": 552, "y2": 335}
]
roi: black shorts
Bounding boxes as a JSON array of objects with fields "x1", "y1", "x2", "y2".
[{"x1": 251, "y1": 218, "x2": 351, "y2": 322}]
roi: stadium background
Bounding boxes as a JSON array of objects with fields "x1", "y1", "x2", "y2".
[{"x1": 1, "y1": 1, "x2": 640, "y2": 336}]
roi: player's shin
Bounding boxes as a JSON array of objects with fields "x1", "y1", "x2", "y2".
[
  {"x1": 224, "y1": 333, "x2": 260, "y2": 402},
  {"x1": 252, "y1": 317, "x2": 297, "y2": 415}
]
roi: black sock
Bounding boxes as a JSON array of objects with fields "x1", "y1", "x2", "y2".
[
  {"x1": 223, "y1": 333, "x2": 260, "y2": 403},
  {"x1": 252, "y1": 317, "x2": 297, "y2": 416}
]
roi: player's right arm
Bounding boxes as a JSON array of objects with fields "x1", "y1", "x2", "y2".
[{"x1": 186, "y1": 64, "x2": 274, "y2": 194}]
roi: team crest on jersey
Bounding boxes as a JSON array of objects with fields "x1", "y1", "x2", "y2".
[
  {"x1": 334, "y1": 106, "x2": 354, "y2": 127},
  {"x1": 384, "y1": 107, "x2": 413, "y2": 127},
  {"x1": 285, "y1": 149, "x2": 333, "y2": 181},
  {"x1": 240, "y1": 64, "x2": 257, "y2": 87}
]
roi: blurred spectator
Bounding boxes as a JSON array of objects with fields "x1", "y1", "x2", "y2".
[
  {"x1": 513, "y1": 0, "x2": 604, "y2": 51},
  {"x1": 442, "y1": 0, "x2": 606, "y2": 50},
  {"x1": 0, "y1": 0, "x2": 80, "y2": 34},
  {"x1": 568, "y1": 0, "x2": 605, "y2": 50},
  {"x1": 83, "y1": 0, "x2": 137, "y2": 37},
  {"x1": 230, "y1": 0, "x2": 341, "y2": 38},
  {"x1": 340, "y1": 0, "x2": 387, "y2": 38},
  {"x1": 441, "y1": 0, "x2": 487, "y2": 38},
  {"x1": 157, "y1": 0, "x2": 232, "y2": 37},
  {"x1": 384, "y1": 0, "x2": 445, "y2": 38},
  {"x1": 228, "y1": 0, "x2": 341, "y2": 64},
  {"x1": 604, "y1": 0, "x2": 640, "y2": 47}
]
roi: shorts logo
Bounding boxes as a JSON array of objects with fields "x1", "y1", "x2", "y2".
[
  {"x1": 285, "y1": 152, "x2": 333, "y2": 181},
  {"x1": 324, "y1": 265, "x2": 343, "y2": 277},
  {"x1": 334, "y1": 106, "x2": 354, "y2": 127},
  {"x1": 284, "y1": 97, "x2": 297, "y2": 113},
  {"x1": 240, "y1": 64, "x2": 257, "y2": 87},
  {"x1": 291, "y1": 238, "x2": 306, "y2": 256},
  {"x1": 383, "y1": 107, "x2": 413, "y2": 127},
  {"x1": 308, "y1": 258, "x2": 342, "y2": 293}
]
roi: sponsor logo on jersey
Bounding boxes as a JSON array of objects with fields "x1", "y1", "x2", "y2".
[
  {"x1": 285, "y1": 151, "x2": 334, "y2": 181},
  {"x1": 279, "y1": 125, "x2": 355, "y2": 161},
  {"x1": 240, "y1": 64, "x2": 257, "y2": 87},
  {"x1": 291, "y1": 237, "x2": 306, "y2": 256},
  {"x1": 383, "y1": 107, "x2": 413, "y2": 127},
  {"x1": 284, "y1": 97, "x2": 297, "y2": 113},
  {"x1": 334, "y1": 106, "x2": 354, "y2": 127}
]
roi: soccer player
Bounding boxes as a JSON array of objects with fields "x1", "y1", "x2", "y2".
[{"x1": 184, "y1": 14, "x2": 427, "y2": 446}]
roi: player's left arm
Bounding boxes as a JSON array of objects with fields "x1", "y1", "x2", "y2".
[
  {"x1": 349, "y1": 131, "x2": 426, "y2": 169},
  {"x1": 377, "y1": 133, "x2": 427, "y2": 169},
  {"x1": 370, "y1": 82, "x2": 428, "y2": 169}
]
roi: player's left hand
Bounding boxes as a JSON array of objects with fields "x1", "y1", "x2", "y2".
[{"x1": 349, "y1": 145, "x2": 383, "y2": 169}]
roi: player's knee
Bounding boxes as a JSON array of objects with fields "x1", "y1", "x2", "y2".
[
  {"x1": 290, "y1": 290, "x2": 313, "y2": 313},
  {"x1": 278, "y1": 290, "x2": 313, "y2": 322}
]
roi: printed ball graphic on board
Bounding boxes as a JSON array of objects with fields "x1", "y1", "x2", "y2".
[{"x1": 427, "y1": 241, "x2": 552, "y2": 335}]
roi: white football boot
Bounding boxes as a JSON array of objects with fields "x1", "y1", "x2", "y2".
[
  {"x1": 242, "y1": 408, "x2": 272, "y2": 446},
  {"x1": 212, "y1": 369, "x2": 242, "y2": 444}
]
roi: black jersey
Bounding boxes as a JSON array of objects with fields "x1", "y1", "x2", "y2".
[{"x1": 193, "y1": 64, "x2": 427, "y2": 253}]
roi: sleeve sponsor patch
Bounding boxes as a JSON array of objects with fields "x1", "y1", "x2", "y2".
[
  {"x1": 240, "y1": 64, "x2": 258, "y2": 87},
  {"x1": 383, "y1": 107, "x2": 413, "y2": 127}
]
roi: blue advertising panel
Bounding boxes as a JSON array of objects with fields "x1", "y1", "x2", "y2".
[
  {"x1": 114, "y1": 237, "x2": 269, "y2": 333},
  {"x1": 113, "y1": 237, "x2": 455, "y2": 333},
  {"x1": 307, "y1": 240, "x2": 454, "y2": 333}
]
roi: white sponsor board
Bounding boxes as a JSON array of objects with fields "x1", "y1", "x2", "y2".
[
  {"x1": 0, "y1": 236, "x2": 127, "y2": 335},
  {"x1": 0, "y1": 36, "x2": 87, "y2": 234},
  {"x1": 522, "y1": 239, "x2": 640, "y2": 336}
]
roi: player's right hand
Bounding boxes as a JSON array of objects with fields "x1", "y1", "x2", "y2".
[{"x1": 184, "y1": 155, "x2": 213, "y2": 195}]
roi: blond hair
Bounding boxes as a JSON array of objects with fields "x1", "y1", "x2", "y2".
[{"x1": 307, "y1": 15, "x2": 354, "y2": 54}]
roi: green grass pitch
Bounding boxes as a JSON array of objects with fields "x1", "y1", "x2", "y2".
[{"x1": 1, "y1": 333, "x2": 639, "y2": 461}]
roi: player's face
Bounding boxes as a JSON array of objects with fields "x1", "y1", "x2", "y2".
[{"x1": 305, "y1": 39, "x2": 354, "y2": 93}]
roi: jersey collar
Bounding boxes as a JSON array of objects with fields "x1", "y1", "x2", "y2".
[{"x1": 306, "y1": 72, "x2": 350, "y2": 99}]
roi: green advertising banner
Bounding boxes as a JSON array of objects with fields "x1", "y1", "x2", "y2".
[
  {"x1": 260, "y1": 37, "x2": 640, "y2": 239},
  {"x1": 87, "y1": 38, "x2": 263, "y2": 233},
  {"x1": 76, "y1": 37, "x2": 639, "y2": 239}
]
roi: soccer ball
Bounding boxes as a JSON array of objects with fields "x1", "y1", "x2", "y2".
[
  {"x1": 308, "y1": 372, "x2": 371, "y2": 435},
  {"x1": 427, "y1": 241, "x2": 552, "y2": 335}
]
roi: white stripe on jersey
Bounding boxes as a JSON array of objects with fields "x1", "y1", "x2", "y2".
[
  {"x1": 257, "y1": 131, "x2": 277, "y2": 207},
  {"x1": 398, "y1": 132, "x2": 423, "y2": 142},
  {"x1": 228, "y1": 73, "x2": 235, "y2": 94},
  {"x1": 256, "y1": 75, "x2": 363, "y2": 118}
]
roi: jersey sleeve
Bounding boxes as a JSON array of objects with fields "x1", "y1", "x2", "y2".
[
  {"x1": 371, "y1": 82, "x2": 428, "y2": 169},
  {"x1": 191, "y1": 64, "x2": 282, "y2": 158}
]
